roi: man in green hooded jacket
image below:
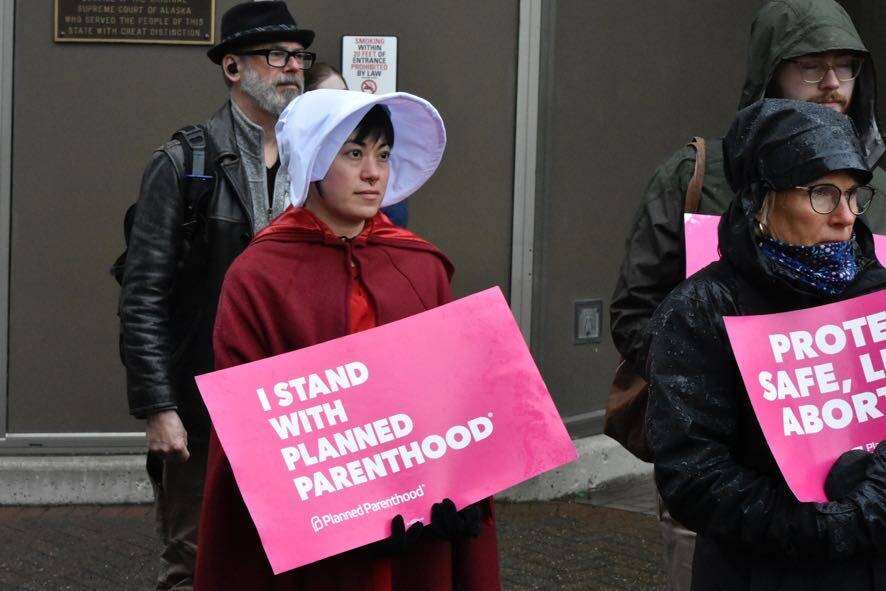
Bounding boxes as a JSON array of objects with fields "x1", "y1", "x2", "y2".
[{"x1": 608, "y1": 1, "x2": 886, "y2": 589}]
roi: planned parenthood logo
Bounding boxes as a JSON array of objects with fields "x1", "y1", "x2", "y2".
[{"x1": 310, "y1": 484, "x2": 426, "y2": 533}]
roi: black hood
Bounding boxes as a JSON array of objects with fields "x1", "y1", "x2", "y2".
[
  {"x1": 719, "y1": 98, "x2": 882, "y2": 299},
  {"x1": 724, "y1": 98, "x2": 871, "y2": 196}
]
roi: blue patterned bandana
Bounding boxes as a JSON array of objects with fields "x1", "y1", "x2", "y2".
[{"x1": 759, "y1": 235, "x2": 859, "y2": 296}]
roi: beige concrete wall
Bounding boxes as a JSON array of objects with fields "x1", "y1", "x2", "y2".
[{"x1": 530, "y1": 1, "x2": 767, "y2": 432}]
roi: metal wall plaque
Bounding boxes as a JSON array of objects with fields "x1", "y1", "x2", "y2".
[{"x1": 54, "y1": 0, "x2": 215, "y2": 45}]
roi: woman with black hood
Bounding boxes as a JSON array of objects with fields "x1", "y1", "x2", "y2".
[{"x1": 646, "y1": 98, "x2": 886, "y2": 590}]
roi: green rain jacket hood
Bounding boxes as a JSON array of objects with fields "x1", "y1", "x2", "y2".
[{"x1": 739, "y1": 0, "x2": 884, "y2": 167}]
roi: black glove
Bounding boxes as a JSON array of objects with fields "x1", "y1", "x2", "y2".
[
  {"x1": 369, "y1": 514, "x2": 424, "y2": 557},
  {"x1": 429, "y1": 498, "x2": 484, "y2": 541},
  {"x1": 843, "y1": 440, "x2": 886, "y2": 553},
  {"x1": 825, "y1": 448, "x2": 872, "y2": 501}
]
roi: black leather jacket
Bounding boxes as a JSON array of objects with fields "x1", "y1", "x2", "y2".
[{"x1": 120, "y1": 102, "x2": 254, "y2": 434}]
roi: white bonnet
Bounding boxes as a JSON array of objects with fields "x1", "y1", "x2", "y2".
[{"x1": 276, "y1": 89, "x2": 447, "y2": 207}]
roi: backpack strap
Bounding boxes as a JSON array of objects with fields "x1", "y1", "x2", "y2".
[
  {"x1": 176, "y1": 125, "x2": 212, "y2": 181},
  {"x1": 171, "y1": 125, "x2": 214, "y2": 240},
  {"x1": 685, "y1": 136, "x2": 706, "y2": 214},
  {"x1": 110, "y1": 125, "x2": 215, "y2": 285}
]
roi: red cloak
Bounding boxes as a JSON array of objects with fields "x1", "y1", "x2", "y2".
[{"x1": 195, "y1": 208, "x2": 501, "y2": 590}]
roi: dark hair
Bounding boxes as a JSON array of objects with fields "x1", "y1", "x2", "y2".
[
  {"x1": 305, "y1": 62, "x2": 346, "y2": 92},
  {"x1": 350, "y1": 104, "x2": 395, "y2": 148}
]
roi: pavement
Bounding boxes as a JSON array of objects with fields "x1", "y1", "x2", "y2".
[{"x1": 0, "y1": 475, "x2": 666, "y2": 591}]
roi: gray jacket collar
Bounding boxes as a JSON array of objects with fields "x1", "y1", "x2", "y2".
[
  {"x1": 204, "y1": 100, "x2": 289, "y2": 234},
  {"x1": 230, "y1": 100, "x2": 290, "y2": 233}
]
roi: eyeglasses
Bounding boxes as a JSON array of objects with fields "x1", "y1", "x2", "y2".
[
  {"x1": 234, "y1": 49, "x2": 316, "y2": 70},
  {"x1": 794, "y1": 184, "x2": 876, "y2": 215},
  {"x1": 785, "y1": 56, "x2": 863, "y2": 84}
]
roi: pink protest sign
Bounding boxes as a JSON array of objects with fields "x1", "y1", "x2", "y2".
[
  {"x1": 684, "y1": 214, "x2": 721, "y2": 277},
  {"x1": 723, "y1": 290, "x2": 886, "y2": 502},
  {"x1": 684, "y1": 213, "x2": 886, "y2": 277},
  {"x1": 196, "y1": 287, "x2": 577, "y2": 574}
]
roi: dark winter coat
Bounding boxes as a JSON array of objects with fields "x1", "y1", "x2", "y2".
[
  {"x1": 645, "y1": 182, "x2": 886, "y2": 589},
  {"x1": 610, "y1": 0, "x2": 886, "y2": 377},
  {"x1": 195, "y1": 207, "x2": 501, "y2": 590},
  {"x1": 119, "y1": 102, "x2": 255, "y2": 434}
]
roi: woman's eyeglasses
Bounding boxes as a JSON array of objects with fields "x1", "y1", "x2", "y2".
[{"x1": 794, "y1": 184, "x2": 876, "y2": 215}]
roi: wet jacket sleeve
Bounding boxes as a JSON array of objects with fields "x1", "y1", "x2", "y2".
[
  {"x1": 610, "y1": 152, "x2": 693, "y2": 377},
  {"x1": 119, "y1": 146, "x2": 185, "y2": 418},
  {"x1": 646, "y1": 290, "x2": 886, "y2": 558}
]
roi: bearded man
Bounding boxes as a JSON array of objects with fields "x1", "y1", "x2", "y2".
[{"x1": 117, "y1": 3, "x2": 315, "y2": 589}]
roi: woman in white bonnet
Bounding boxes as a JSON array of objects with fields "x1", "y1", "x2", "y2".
[{"x1": 195, "y1": 89, "x2": 501, "y2": 590}]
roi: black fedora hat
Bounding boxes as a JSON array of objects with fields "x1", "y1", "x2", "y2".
[{"x1": 207, "y1": 1, "x2": 315, "y2": 64}]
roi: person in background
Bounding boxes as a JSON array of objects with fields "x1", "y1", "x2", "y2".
[
  {"x1": 647, "y1": 97, "x2": 886, "y2": 591},
  {"x1": 608, "y1": 2, "x2": 886, "y2": 588},
  {"x1": 195, "y1": 89, "x2": 500, "y2": 590},
  {"x1": 305, "y1": 62, "x2": 348, "y2": 91},
  {"x1": 118, "y1": 3, "x2": 315, "y2": 588}
]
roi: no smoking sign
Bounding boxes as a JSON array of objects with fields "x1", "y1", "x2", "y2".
[{"x1": 342, "y1": 36, "x2": 398, "y2": 95}]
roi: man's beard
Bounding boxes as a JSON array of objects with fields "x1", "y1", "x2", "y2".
[{"x1": 240, "y1": 66, "x2": 303, "y2": 117}]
